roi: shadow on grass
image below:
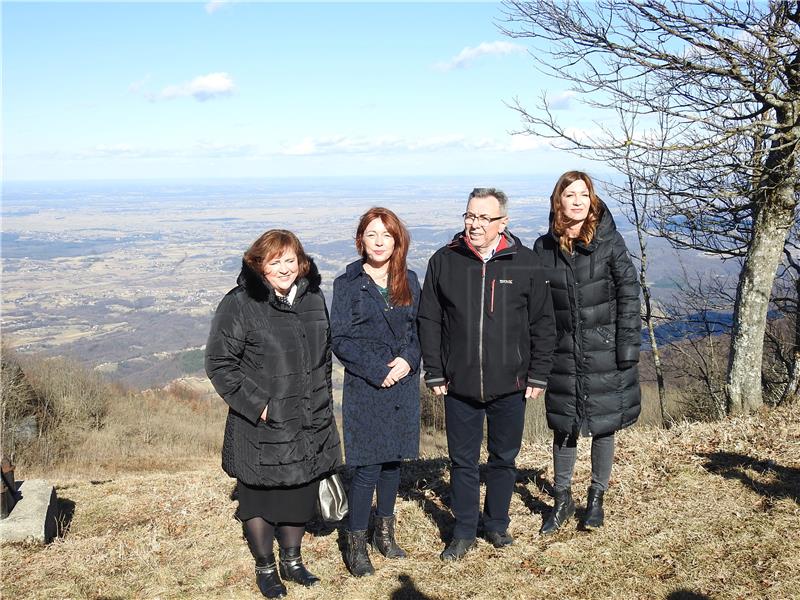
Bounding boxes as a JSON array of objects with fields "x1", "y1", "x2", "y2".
[
  {"x1": 390, "y1": 573, "x2": 433, "y2": 599},
  {"x1": 515, "y1": 466, "x2": 551, "y2": 514},
  {"x1": 700, "y1": 451, "x2": 800, "y2": 505},
  {"x1": 665, "y1": 590, "x2": 711, "y2": 600},
  {"x1": 398, "y1": 457, "x2": 452, "y2": 542},
  {"x1": 55, "y1": 496, "x2": 76, "y2": 539}
]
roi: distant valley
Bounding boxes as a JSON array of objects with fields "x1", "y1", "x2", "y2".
[{"x1": 1, "y1": 176, "x2": 739, "y2": 388}]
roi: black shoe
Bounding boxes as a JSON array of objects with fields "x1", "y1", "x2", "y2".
[
  {"x1": 254, "y1": 556, "x2": 287, "y2": 598},
  {"x1": 581, "y1": 487, "x2": 605, "y2": 530},
  {"x1": 278, "y1": 547, "x2": 320, "y2": 587},
  {"x1": 483, "y1": 529, "x2": 514, "y2": 548},
  {"x1": 372, "y1": 514, "x2": 407, "y2": 559},
  {"x1": 344, "y1": 530, "x2": 375, "y2": 577},
  {"x1": 540, "y1": 487, "x2": 576, "y2": 536},
  {"x1": 439, "y1": 537, "x2": 476, "y2": 561}
]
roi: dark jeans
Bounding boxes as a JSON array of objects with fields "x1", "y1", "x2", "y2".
[
  {"x1": 347, "y1": 461, "x2": 401, "y2": 532},
  {"x1": 552, "y1": 431, "x2": 616, "y2": 492},
  {"x1": 445, "y1": 391, "x2": 526, "y2": 539}
]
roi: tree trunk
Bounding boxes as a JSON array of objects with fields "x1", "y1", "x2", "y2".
[{"x1": 726, "y1": 184, "x2": 797, "y2": 413}]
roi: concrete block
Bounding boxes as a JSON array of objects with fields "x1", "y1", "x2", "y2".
[{"x1": 0, "y1": 480, "x2": 58, "y2": 545}]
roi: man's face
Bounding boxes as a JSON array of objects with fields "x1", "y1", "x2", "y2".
[{"x1": 463, "y1": 195, "x2": 508, "y2": 254}]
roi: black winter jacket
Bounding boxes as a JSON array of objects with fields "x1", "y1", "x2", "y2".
[
  {"x1": 534, "y1": 203, "x2": 641, "y2": 436},
  {"x1": 205, "y1": 260, "x2": 342, "y2": 488},
  {"x1": 418, "y1": 231, "x2": 556, "y2": 402}
]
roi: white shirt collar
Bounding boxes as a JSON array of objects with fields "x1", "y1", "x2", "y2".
[{"x1": 480, "y1": 234, "x2": 503, "y2": 262}]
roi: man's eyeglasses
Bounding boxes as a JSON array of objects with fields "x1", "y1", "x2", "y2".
[{"x1": 462, "y1": 212, "x2": 505, "y2": 227}]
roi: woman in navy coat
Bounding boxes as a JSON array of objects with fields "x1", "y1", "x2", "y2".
[{"x1": 330, "y1": 207, "x2": 421, "y2": 577}]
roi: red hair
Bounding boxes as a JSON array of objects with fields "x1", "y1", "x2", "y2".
[
  {"x1": 355, "y1": 207, "x2": 413, "y2": 306},
  {"x1": 550, "y1": 171, "x2": 603, "y2": 254}
]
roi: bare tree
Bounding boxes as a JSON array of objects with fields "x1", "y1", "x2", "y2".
[
  {"x1": 500, "y1": 0, "x2": 800, "y2": 414},
  {"x1": 601, "y1": 106, "x2": 671, "y2": 425},
  {"x1": 661, "y1": 264, "x2": 737, "y2": 420},
  {"x1": 766, "y1": 217, "x2": 800, "y2": 403}
]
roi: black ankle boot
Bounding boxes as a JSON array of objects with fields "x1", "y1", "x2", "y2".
[
  {"x1": 254, "y1": 555, "x2": 286, "y2": 598},
  {"x1": 540, "y1": 487, "x2": 576, "y2": 535},
  {"x1": 581, "y1": 487, "x2": 605, "y2": 530},
  {"x1": 372, "y1": 515, "x2": 407, "y2": 559},
  {"x1": 278, "y1": 546, "x2": 320, "y2": 587},
  {"x1": 345, "y1": 530, "x2": 375, "y2": 577}
]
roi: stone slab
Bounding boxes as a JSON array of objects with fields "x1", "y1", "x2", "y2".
[{"x1": 0, "y1": 480, "x2": 58, "y2": 545}]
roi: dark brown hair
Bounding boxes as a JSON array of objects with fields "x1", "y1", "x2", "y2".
[
  {"x1": 355, "y1": 207, "x2": 413, "y2": 306},
  {"x1": 243, "y1": 229, "x2": 310, "y2": 279},
  {"x1": 550, "y1": 170, "x2": 602, "y2": 253}
]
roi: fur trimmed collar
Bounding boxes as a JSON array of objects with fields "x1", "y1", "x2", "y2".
[{"x1": 236, "y1": 258, "x2": 321, "y2": 303}]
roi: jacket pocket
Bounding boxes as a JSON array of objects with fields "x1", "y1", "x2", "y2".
[{"x1": 259, "y1": 439, "x2": 304, "y2": 466}]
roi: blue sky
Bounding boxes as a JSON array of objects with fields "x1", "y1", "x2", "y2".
[{"x1": 3, "y1": 1, "x2": 602, "y2": 181}]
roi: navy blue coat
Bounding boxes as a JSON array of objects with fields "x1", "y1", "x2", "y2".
[{"x1": 331, "y1": 260, "x2": 421, "y2": 467}]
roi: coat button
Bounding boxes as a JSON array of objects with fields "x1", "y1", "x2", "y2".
[{"x1": 395, "y1": 405, "x2": 400, "y2": 410}]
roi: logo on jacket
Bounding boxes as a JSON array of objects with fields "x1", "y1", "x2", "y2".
[{"x1": 498, "y1": 279, "x2": 513, "y2": 284}]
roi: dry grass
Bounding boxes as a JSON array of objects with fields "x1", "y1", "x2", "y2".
[{"x1": 3, "y1": 402, "x2": 798, "y2": 599}]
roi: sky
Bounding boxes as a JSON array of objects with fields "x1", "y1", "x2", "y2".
[{"x1": 3, "y1": 1, "x2": 603, "y2": 181}]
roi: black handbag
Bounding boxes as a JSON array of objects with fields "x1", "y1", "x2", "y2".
[{"x1": 317, "y1": 472, "x2": 348, "y2": 522}]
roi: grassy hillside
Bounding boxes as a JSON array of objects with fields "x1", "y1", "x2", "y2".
[{"x1": 2, "y1": 402, "x2": 798, "y2": 599}]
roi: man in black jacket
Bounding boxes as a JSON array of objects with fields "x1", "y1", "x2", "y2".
[{"x1": 418, "y1": 187, "x2": 555, "y2": 560}]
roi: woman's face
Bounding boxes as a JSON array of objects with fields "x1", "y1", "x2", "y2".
[
  {"x1": 361, "y1": 217, "x2": 395, "y2": 267},
  {"x1": 262, "y1": 248, "x2": 299, "y2": 295},
  {"x1": 559, "y1": 178, "x2": 591, "y2": 225}
]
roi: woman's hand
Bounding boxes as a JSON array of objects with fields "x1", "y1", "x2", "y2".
[
  {"x1": 381, "y1": 357, "x2": 411, "y2": 388},
  {"x1": 259, "y1": 405, "x2": 269, "y2": 421}
]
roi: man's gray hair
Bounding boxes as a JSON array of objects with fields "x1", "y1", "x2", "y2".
[{"x1": 467, "y1": 187, "x2": 508, "y2": 216}]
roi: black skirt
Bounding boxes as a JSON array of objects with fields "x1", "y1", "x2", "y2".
[{"x1": 236, "y1": 478, "x2": 320, "y2": 524}]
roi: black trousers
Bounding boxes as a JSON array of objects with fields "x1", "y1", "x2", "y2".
[{"x1": 444, "y1": 391, "x2": 526, "y2": 539}]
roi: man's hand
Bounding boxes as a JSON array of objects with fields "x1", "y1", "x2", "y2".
[
  {"x1": 381, "y1": 357, "x2": 412, "y2": 388},
  {"x1": 259, "y1": 405, "x2": 269, "y2": 421},
  {"x1": 525, "y1": 386, "x2": 544, "y2": 400},
  {"x1": 432, "y1": 384, "x2": 448, "y2": 397}
]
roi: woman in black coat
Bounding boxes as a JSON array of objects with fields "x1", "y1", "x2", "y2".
[
  {"x1": 330, "y1": 207, "x2": 421, "y2": 577},
  {"x1": 205, "y1": 229, "x2": 342, "y2": 598},
  {"x1": 533, "y1": 171, "x2": 641, "y2": 535}
]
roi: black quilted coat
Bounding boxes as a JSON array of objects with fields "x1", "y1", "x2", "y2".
[
  {"x1": 533, "y1": 203, "x2": 641, "y2": 437},
  {"x1": 205, "y1": 260, "x2": 342, "y2": 488}
]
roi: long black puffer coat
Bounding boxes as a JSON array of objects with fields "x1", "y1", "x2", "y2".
[
  {"x1": 205, "y1": 260, "x2": 342, "y2": 488},
  {"x1": 533, "y1": 203, "x2": 641, "y2": 437}
]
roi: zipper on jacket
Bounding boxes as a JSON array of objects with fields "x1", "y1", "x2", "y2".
[
  {"x1": 490, "y1": 279, "x2": 496, "y2": 314},
  {"x1": 479, "y1": 263, "x2": 487, "y2": 401}
]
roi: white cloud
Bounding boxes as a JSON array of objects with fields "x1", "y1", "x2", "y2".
[
  {"x1": 153, "y1": 72, "x2": 236, "y2": 102},
  {"x1": 507, "y1": 135, "x2": 549, "y2": 152},
  {"x1": 548, "y1": 90, "x2": 577, "y2": 110},
  {"x1": 129, "y1": 73, "x2": 236, "y2": 102},
  {"x1": 38, "y1": 133, "x2": 552, "y2": 163},
  {"x1": 434, "y1": 41, "x2": 525, "y2": 72},
  {"x1": 278, "y1": 134, "x2": 548, "y2": 156},
  {"x1": 128, "y1": 74, "x2": 151, "y2": 94},
  {"x1": 205, "y1": 0, "x2": 233, "y2": 15}
]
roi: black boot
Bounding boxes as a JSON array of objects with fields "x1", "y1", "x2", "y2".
[
  {"x1": 254, "y1": 555, "x2": 286, "y2": 598},
  {"x1": 372, "y1": 514, "x2": 407, "y2": 559},
  {"x1": 278, "y1": 546, "x2": 320, "y2": 587},
  {"x1": 344, "y1": 530, "x2": 375, "y2": 577},
  {"x1": 581, "y1": 487, "x2": 605, "y2": 530},
  {"x1": 540, "y1": 487, "x2": 576, "y2": 535}
]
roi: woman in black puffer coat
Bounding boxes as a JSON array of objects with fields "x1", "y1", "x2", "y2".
[
  {"x1": 533, "y1": 171, "x2": 641, "y2": 535},
  {"x1": 206, "y1": 229, "x2": 342, "y2": 598}
]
